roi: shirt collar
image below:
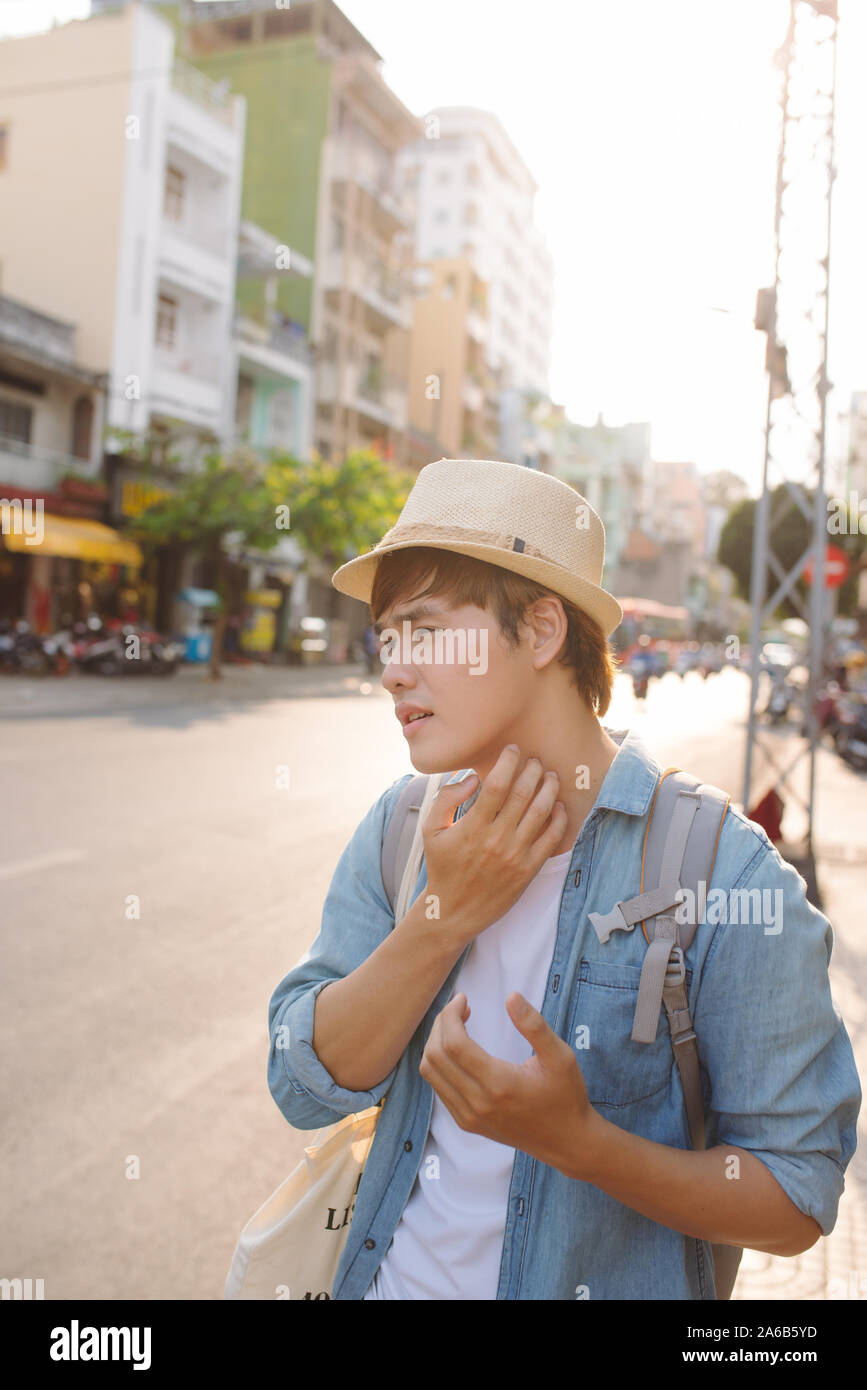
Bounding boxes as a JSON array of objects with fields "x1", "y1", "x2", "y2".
[{"x1": 592, "y1": 726, "x2": 661, "y2": 817}]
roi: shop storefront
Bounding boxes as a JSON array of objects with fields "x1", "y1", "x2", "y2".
[{"x1": 1, "y1": 514, "x2": 144, "y2": 632}]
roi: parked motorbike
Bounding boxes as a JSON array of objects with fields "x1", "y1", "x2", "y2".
[
  {"x1": 832, "y1": 694, "x2": 867, "y2": 772},
  {"x1": 764, "y1": 681, "x2": 792, "y2": 725},
  {"x1": 632, "y1": 671, "x2": 650, "y2": 701},
  {"x1": 71, "y1": 618, "x2": 183, "y2": 676},
  {"x1": 0, "y1": 619, "x2": 53, "y2": 675}
]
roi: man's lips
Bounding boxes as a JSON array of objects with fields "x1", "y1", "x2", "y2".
[
  {"x1": 396, "y1": 705, "x2": 435, "y2": 735},
  {"x1": 402, "y1": 713, "x2": 433, "y2": 737}
]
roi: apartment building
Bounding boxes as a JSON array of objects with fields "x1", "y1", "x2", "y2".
[
  {"x1": 0, "y1": 1, "x2": 249, "y2": 631},
  {"x1": 0, "y1": 2, "x2": 246, "y2": 459},
  {"x1": 404, "y1": 257, "x2": 500, "y2": 468},
  {"x1": 184, "y1": 0, "x2": 422, "y2": 469},
  {"x1": 397, "y1": 106, "x2": 554, "y2": 405}
]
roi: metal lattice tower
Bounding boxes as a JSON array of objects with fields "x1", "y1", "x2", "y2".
[{"x1": 743, "y1": 0, "x2": 839, "y2": 863}]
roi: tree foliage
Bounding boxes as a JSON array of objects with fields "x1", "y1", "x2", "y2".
[
  {"x1": 718, "y1": 485, "x2": 865, "y2": 618},
  {"x1": 124, "y1": 443, "x2": 415, "y2": 674}
]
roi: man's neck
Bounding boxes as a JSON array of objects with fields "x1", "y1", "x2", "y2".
[{"x1": 472, "y1": 693, "x2": 621, "y2": 859}]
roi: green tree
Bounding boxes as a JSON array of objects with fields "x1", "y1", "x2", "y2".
[
  {"x1": 282, "y1": 448, "x2": 415, "y2": 608},
  {"x1": 718, "y1": 485, "x2": 866, "y2": 619},
  {"x1": 127, "y1": 444, "x2": 414, "y2": 676},
  {"x1": 129, "y1": 447, "x2": 292, "y2": 679}
]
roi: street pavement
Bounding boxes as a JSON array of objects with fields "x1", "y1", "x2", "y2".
[{"x1": 0, "y1": 661, "x2": 864, "y2": 1300}]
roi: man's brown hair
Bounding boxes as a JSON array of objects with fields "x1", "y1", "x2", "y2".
[{"x1": 369, "y1": 545, "x2": 620, "y2": 718}]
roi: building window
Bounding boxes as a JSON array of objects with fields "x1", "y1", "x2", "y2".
[
  {"x1": 0, "y1": 125, "x2": 9, "y2": 171},
  {"x1": 71, "y1": 395, "x2": 95, "y2": 459},
  {"x1": 442, "y1": 274, "x2": 458, "y2": 300},
  {"x1": 156, "y1": 294, "x2": 177, "y2": 348},
  {"x1": 0, "y1": 397, "x2": 32, "y2": 443},
  {"x1": 163, "y1": 166, "x2": 185, "y2": 222}
]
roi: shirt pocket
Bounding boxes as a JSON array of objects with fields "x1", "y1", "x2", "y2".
[{"x1": 566, "y1": 958, "x2": 691, "y2": 1109}]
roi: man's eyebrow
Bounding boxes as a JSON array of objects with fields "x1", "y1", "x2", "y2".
[{"x1": 373, "y1": 603, "x2": 441, "y2": 637}]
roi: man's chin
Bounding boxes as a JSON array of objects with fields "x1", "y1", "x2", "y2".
[{"x1": 408, "y1": 737, "x2": 480, "y2": 777}]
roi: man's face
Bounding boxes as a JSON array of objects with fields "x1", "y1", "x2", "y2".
[{"x1": 377, "y1": 591, "x2": 535, "y2": 776}]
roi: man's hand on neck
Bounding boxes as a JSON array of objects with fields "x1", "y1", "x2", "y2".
[{"x1": 470, "y1": 687, "x2": 620, "y2": 859}]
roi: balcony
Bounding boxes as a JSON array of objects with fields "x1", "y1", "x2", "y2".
[
  {"x1": 321, "y1": 251, "x2": 411, "y2": 331},
  {"x1": 159, "y1": 221, "x2": 233, "y2": 303},
  {"x1": 151, "y1": 348, "x2": 224, "y2": 428},
  {"x1": 234, "y1": 313, "x2": 313, "y2": 371},
  {"x1": 0, "y1": 295, "x2": 76, "y2": 367},
  {"x1": 163, "y1": 213, "x2": 229, "y2": 261},
  {"x1": 317, "y1": 361, "x2": 407, "y2": 430},
  {"x1": 0, "y1": 433, "x2": 103, "y2": 495},
  {"x1": 330, "y1": 142, "x2": 414, "y2": 232},
  {"x1": 170, "y1": 58, "x2": 240, "y2": 131}
]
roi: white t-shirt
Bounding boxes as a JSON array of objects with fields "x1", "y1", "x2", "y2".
[{"x1": 363, "y1": 846, "x2": 573, "y2": 1300}]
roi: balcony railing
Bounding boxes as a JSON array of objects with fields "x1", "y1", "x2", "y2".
[
  {"x1": 170, "y1": 58, "x2": 238, "y2": 129},
  {"x1": 161, "y1": 214, "x2": 230, "y2": 261},
  {"x1": 153, "y1": 348, "x2": 224, "y2": 383},
  {"x1": 234, "y1": 314, "x2": 313, "y2": 368},
  {"x1": 0, "y1": 295, "x2": 76, "y2": 364},
  {"x1": 0, "y1": 432, "x2": 101, "y2": 493}
]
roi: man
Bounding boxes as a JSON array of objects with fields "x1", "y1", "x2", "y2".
[{"x1": 267, "y1": 457, "x2": 860, "y2": 1300}]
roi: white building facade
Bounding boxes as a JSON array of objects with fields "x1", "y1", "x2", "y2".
[{"x1": 396, "y1": 106, "x2": 554, "y2": 402}]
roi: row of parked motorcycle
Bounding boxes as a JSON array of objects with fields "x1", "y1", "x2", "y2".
[
  {"x1": 762, "y1": 673, "x2": 867, "y2": 773},
  {"x1": 0, "y1": 616, "x2": 185, "y2": 677}
]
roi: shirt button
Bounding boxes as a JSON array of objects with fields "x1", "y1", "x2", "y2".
[
  {"x1": 404, "y1": 1140, "x2": 413, "y2": 1152},
  {"x1": 364, "y1": 1238, "x2": 376, "y2": 1250}
]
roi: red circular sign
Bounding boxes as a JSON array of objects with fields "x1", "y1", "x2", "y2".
[{"x1": 804, "y1": 544, "x2": 850, "y2": 589}]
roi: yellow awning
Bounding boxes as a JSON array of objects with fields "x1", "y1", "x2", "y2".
[{"x1": 2, "y1": 514, "x2": 143, "y2": 566}]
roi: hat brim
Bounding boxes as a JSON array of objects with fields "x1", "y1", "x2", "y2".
[{"x1": 331, "y1": 540, "x2": 623, "y2": 638}]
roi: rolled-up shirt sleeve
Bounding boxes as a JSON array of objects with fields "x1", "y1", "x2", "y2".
[
  {"x1": 267, "y1": 774, "x2": 413, "y2": 1130},
  {"x1": 694, "y1": 838, "x2": 862, "y2": 1237}
]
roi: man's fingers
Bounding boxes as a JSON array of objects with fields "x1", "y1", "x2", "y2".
[
  {"x1": 512, "y1": 769, "x2": 562, "y2": 843},
  {"x1": 423, "y1": 772, "x2": 479, "y2": 835},
  {"x1": 465, "y1": 744, "x2": 523, "y2": 822},
  {"x1": 493, "y1": 755, "x2": 547, "y2": 832},
  {"x1": 507, "y1": 993, "x2": 569, "y2": 1065},
  {"x1": 418, "y1": 1056, "x2": 474, "y2": 1130}
]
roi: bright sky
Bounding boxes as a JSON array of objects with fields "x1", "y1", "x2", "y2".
[{"x1": 2, "y1": 0, "x2": 866, "y2": 493}]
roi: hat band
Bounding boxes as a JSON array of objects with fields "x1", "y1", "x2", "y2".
[{"x1": 374, "y1": 520, "x2": 548, "y2": 560}]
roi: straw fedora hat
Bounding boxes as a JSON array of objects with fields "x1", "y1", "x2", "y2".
[{"x1": 331, "y1": 457, "x2": 623, "y2": 637}]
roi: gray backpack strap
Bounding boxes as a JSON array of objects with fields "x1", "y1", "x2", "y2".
[
  {"x1": 381, "y1": 775, "x2": 430, "y2": 916},
  {"x1": 632, "y1": 768, "x2": 737, "y2": 1299},
  {"x1": 632, "y1": 773, "x2": 729, "y2": 1129}
]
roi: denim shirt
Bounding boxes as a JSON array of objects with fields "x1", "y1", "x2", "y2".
[{"x1": 267, "y1": 727, "x2": 861, "y2": 1300}]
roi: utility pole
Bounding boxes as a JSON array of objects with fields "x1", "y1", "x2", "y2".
[{"x1": 744, "y1": 0, "x2": 839, "y2": 900}]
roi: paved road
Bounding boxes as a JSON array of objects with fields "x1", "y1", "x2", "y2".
[{"x1": 0, "y1": 663, "x2": 863, "y2": 1299}]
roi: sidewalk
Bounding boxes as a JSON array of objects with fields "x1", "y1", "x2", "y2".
[
  {"x1": 732, "y1": 742, "x2": 867, "y2": 1300},
  {"x1": 0, "y1": 658, "x2": 374, "y2": 719}
]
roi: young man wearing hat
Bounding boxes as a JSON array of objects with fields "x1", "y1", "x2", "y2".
[{"x1": 267, "y1": 457, "x2": 860, "y2": 1300}]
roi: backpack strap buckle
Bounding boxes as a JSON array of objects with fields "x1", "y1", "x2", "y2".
[
  {"x1": 664, "y1": 944, "x2": 686, "y2": 988},
  {"x1": 589, "y1": 882, "x2": 682, "y2": 945}
]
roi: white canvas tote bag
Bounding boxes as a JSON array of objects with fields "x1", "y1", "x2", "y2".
[{"x1": 224, "y1": 771, "x2": 445, "y2": 1300}]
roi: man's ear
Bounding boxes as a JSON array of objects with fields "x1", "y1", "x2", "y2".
[{"x1": 525, "y1": 595, "x2": 568, "y2": 670}]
